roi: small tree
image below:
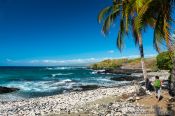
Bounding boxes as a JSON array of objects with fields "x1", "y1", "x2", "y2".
[{"x1": 156, "y1": 51, "x2": 173, "y2": 70}]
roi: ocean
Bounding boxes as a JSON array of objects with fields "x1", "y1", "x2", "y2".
[{"x1": 0, "y1": 66, "x2": 127, "y2": 101}]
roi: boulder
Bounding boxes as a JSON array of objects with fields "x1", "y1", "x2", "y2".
[
  {"x1": 110, "y1": 76, "x2": 143, "y2": 81},
  {"x1": 135, "y1": 97, "x2": 141, "y2": 100},
  {"x1": 71, "y1": 84, "x2": 99, "y2": 91},
  {"x1": 0, "y1": 86, "x2": 20, "y2": 94},
  {"x1": 79, "y1": 85, "x2": 99, "y2": 91},
  {"x1": 169, "y1": 97, "x2": 175, "y2": 102},
  {"x1": 135, "y1": 85, "x2": 146, "y2": 96},
  {"x1": 127, "y1": 97, "x2": 135, "y2": 102},
  {"x1": 104, "y1": 68, "x2": 143, "y2": 75}
]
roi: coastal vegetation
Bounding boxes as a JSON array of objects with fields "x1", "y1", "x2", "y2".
[
  {"x1": 156, "y1": 51, "x2": 174, "y2": 70},
  {"x1": 90, "y1": 59, "x2": 128, "y2": 70},
  {"x1": 91, "y1": 51, "x2": 173, "y2": 71},
  {"x1": 90, "y1": 57, "x2": 157, "y2": 71}
]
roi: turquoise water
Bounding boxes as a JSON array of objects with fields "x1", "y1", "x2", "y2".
[{"x1": 0, "y1": 66, "x2": 125, "y2": 101}]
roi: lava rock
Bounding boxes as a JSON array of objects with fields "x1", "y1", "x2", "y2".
[
  {"x1": 80, "y1": 85, "x2": 99, "y2": 91},
  {"x1": 104, "y1": 68, "x2": 143, "y2": 75},
  {"x1": 135, "y1": 86, "x2": 146, "y2": 96},
  {"x1": 0, "y1": 86, "x2": 20, "y2": 94},
  {"x1": 110, "y1": 76, "x2": 143, "y2": 81}
]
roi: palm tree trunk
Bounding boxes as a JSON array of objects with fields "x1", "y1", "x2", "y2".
[
  {"x1": 170, "y1": 51, "x2": 175, "y2": 96},
  {"x1": 138, "y1": 34, "x2": 147, "y2": 80},
  {"x1": 164, "y1": 42, "x2": 175, "y2": 96},
  {"x1": 138, "y1": 33, "x2": 149, "y2": 90}
]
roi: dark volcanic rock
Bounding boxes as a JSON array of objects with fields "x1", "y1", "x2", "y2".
[
  {"x1": 71, "y1": 85, "x2": 100, "y2": 92},
  {"x1": 136, "y1": 86, "x2": 146, "y2": 96},
  {"x1": 0, "y1": 86, "x2": 20, "y2": 94},
  {"x1": 80, "y1": 85, "x2": 99, "y2": 91},
  {"x1": 104, "y1": 69, "x2": 143, "y2": 75},
  {"x1": 110, "y1": 76, "x2": 143, "y2": 81}
]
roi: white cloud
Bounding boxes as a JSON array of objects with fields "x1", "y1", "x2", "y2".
[
  {"x1": 6, "y1": 58, "x2": 12, "y2": 62},
  {"x1": 5, "y1": 54, "x2": 157, "y2": 66},
  {"x1": 17, "y1": 58, "x2": 103, "y2": 66},
  {"x1": 127, "y1": 55, "x2": 140, "y2": 59},
  {"x1": 120, "y1": 54, "x2": 157, "y2": 59},
  {"x1": 6, "y1": 58, "x2": 18, "y2": 63},
  {"x1": 145, "y1": 54, "x2": 157, "y2": 57},
  {"x1": 107, "y1": 50, "x2": 115, "y2": 54}
]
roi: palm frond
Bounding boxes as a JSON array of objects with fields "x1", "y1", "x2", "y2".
[
  {"x1": 101, "y1": 8, "x2": 120, "y2": 35},
  {"x1": 98, "y1": 6, "x2": 112, "y2": 24},
  {"x1": 117, "y1": 19, "x2": 125, "y2": 51}
]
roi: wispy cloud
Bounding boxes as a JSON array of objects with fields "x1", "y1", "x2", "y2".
[
  {"x1": 145, "y1": 54, "x2": 157, "y2": 57},
  {"x1": 29, "y1": 58, "x2": 100, "y2": 65},
  {"x1": 5, "y1": 54, "x2": 157, "y2": 66},
  {"x1": 6, "y1": 58, "x2": 105, "y2": 66},
  {"x1": 119, "y1": 54, "x2": 157, "y2": 59},
  {"x1": 6, "y1": 59, "x2": 13, "y2": 62},
  {"x1": 107, "y1": 50, "x2": 115, "y2": 54}
]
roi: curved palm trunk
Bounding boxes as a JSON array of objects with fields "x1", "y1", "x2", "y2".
[
  {"x1": 170, "y1": 51, "x2": 175, "y2": 96},
  {"x1": 166, "y1": 45, "x2": 175, "y2": 96},
  {"x1": 138, "y1": 34, "x2": 148, "y2": 87}
]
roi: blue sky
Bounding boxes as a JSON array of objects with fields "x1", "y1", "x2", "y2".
[{"x1": 0, "y1": 0, "x2": 159, "y2": 66}]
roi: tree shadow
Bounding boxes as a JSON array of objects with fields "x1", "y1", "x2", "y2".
[
  {"x1": 155, "y1": 95, "x2": 163, "y2": 101},
  {"x1": 154, "y1": 103, "x2": 175, "y2": 116},
  {"x1": 159, "y1": 96, "x2": 163, "y2": 101}
]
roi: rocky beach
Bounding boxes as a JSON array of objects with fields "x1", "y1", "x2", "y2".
[
  {"x1": 0, "y1": 70, "x2": 173, "y2": 116},
  {"x1": 0, "y1": 85, "x2": 138, "y2": 116}
]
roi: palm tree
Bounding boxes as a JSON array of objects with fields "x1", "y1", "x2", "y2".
[
  {"x1": 135, "y1": 0, "x2": 175, "y2": 95},
  {"x1": 98, "y1": 0, "x2": 148, "y2": 84},
  {"x1": 98, "y1": 0, "x2": 175, "y2": 92}
]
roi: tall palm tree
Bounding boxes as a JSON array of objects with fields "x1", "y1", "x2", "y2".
[
  {"x1": 135, "y1": 0, "x2": 175, "y2": 95},
  {"x1": 98, "y1": 0, "x2": 175, "y2": 92},
  {"x1": 98, "y1": 0, "x2": 148, "y2": 83}
]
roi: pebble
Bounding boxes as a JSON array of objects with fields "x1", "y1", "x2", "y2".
[{"x1": 0, "y1": 85, "x2": 138, "y2": 115}]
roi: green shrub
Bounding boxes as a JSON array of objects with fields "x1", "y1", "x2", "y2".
[
  {"x1": 90, "y1": 57, "x2": 158, "y2": 70},
  {"x1": 156, "y1": 51, "x2": 173, "y2": 70},
  {"x1": 90, "y1": 59, "x2": 128, "y2": 70}
]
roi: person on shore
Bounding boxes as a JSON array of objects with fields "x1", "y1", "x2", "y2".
[
  {"x1": 153, "y1": 76, "x2": 162, "y2": 101},
  {"x1": 168, "y1": 75, "x2": 172, "y2": 90},
  {"x1": 146, "y1": 78, "x2": 154, "y2": 91}
]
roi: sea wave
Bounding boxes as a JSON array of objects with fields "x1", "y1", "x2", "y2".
[
  {"x1": 97, "y1": 78, "x2": 111, "y2": 82},
  {"x1": 50, "y1": 79, "x2": 73, "y2": 86},
  {"x1": 91, "y1": 71, "x2": 97, "y2": 74},
  {"x1": 0, "y1": 79, "x2": 74, "y2": 93},
  {"x1": 51, "y1": 73, "x2": 73, "y2": 77},
  {"x1": 46, "y1": 66, "x2": 86, "y2": 70}
]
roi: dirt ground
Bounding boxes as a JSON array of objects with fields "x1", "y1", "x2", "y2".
[{"x1": 137, "y1": 90, "x2": 175, "y2": 116}]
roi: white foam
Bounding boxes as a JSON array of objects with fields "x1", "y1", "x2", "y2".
[
  {"x1": 46, "y1": 67, "x2": 74, "y2": 70},
  {"x1": 1, "y1": 81, "x2": 62, "y2": 92},
  {"x1": 49, "y1": 79, "x2": 72, "y2": 86},
  {"x1": 46, "y1": 66, "x2": 86, "y2": 70},
  {"x1": 96, "y1": 70, "x2": 105, "y2": 72},
  {"x1": 97, "y1": 78, "x2": 111, "y2": 82},
  {"x1": 91, "y1": 71, "x2": 97, "y2": 74},
  {"x1": 51, "y1": 73, "x2": 73, "y2": 77},
  {"x1": 61, "y1": 79, "x2": 72, "y2": 83}
]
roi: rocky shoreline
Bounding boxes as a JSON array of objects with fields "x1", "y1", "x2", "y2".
[
  {"x1": 0, "y1": 85, "x2": 139, "y2": 116},
  {"x1": 95, "y1": 69, "x2": 169, "y2": 82},
  {"x1": 0, "y1": 70, "x2": 170, "y2": 115}
]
